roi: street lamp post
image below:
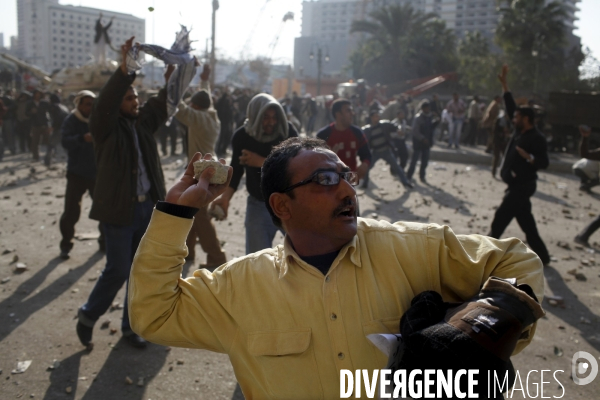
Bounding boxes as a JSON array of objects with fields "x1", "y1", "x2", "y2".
[
  {"x1": 210, "y1": 0, "x2": 219, "y2": 87},
  {"x1": 309, "y1": 44, "x2": 329, "y2": 96}
]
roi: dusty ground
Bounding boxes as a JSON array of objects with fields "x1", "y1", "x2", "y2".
[{"x1": 0, "y1": 144, "x2": 599, "y2": 399}]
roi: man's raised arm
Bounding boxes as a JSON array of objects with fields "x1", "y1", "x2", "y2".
[{"x1": 128, "y1": 153, "x2": 236, "y2": 351}]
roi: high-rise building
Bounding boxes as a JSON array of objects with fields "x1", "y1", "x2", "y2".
[
  {"x1": 0, "y1": 33, "x2": 5, "y2": 49},
  {"x1": 296, "y1": 0, "x2": 581, "y2": 79},
  {"x1": 17, "y1": 0, "x2": 145, "y2": 72}
]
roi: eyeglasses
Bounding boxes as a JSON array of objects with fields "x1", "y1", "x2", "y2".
[{"x1": 280, "y1": 170, "x2": 358, "y2": 193}]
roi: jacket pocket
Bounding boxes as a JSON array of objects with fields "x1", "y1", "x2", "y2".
[
  {"x1": 362, "y1": 316, "x2": 401, "y2": 337},
  {"x1": 247, "y1": 328, "x2": 323, "y2": 399}
]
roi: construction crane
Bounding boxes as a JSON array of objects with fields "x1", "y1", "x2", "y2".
[
  {"x1": 239, "y1": 0, "x2": 272, "y2": 60},
  {"x1": 267, "y1": 12, "x2": 295, "y2": 61}
]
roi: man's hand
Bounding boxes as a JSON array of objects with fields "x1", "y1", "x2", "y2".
[
  {"x1": 212, "y1": 187, "x2": 235, "y2": 219},
  {"x1": 239, "y1": 149, "x2": 265, "y2": 168},
  {"x1": 120, "y1": 36, "x2": 135, "y2": 75},
  {"x1": 515, "y1": 146, "x2": 533, "y2": 163},
  {"x1": 200, "y1": 64, "x2": 211, "y2": 82},
  {"x1": 165, "y1": 152, "x2": 232, "y2": 209},
  {"x1": 164, "y1": 65, "x2": 176, "y2": 83},
  {"x1": 498, "y1": 64, "x2": 509, "y2": 93},
  {"x1": 579, "y1": 125, "x2": 592, "y2": 138},
  {"x1": 83, "y1": 133, "x2": 93, "y2": 143},
  {"x1": 356, "y1": 162, "x2": 370, "y2": 181}
]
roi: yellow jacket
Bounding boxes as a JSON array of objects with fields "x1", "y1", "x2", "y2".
[{"x1": 129, "y1": 211, "x2": 544, "y2": 399}]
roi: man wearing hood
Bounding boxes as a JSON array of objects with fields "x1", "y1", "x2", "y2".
[
  {"x1": 212, "y1": 93, "x2": 298, "y2": 254},
  {"x1": 59, "y1": 90, "x2": 104, "y2": 259},
  {"x1": 76, "y1": 37, "x2": 173, "y2": 350}
]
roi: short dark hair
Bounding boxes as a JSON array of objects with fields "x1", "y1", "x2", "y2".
[
  {"x1": 261, "y1": 137, "x2": 330, "y2": 228},
  {"x1": 516, "y1": 106, "x2": 535, "y2": 125},
  {"x1": 331, "y1": 99, "x2": 351, "y2": 120}
]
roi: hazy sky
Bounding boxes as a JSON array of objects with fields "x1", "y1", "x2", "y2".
[{"x1": 1, "y1": 0, "x2": 599, "y2": 66}]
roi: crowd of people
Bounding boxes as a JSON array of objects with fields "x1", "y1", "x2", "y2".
[{"x1": 0, "y1": 34, "x2": 595, "y2": 398}]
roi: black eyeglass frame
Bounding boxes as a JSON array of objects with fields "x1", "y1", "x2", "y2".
[{"x1": 279, "y1": 170, "x2": 358, "y2": 193}]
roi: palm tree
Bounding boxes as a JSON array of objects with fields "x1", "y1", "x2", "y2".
[
  {"x1": 495, "y1": 0, "x2": 570, "y2": 93},
  {"x1": 349, "y1": 4, "x2": 456, "y2": 83}
]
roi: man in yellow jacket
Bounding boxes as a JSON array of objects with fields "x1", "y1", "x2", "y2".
[{"x1": 129, "y1": 137, "x2": 544, "y2": 399}]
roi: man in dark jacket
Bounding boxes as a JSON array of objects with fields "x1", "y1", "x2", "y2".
[
  {"x1": 59, "y1": 90, "x2": 103, "y2": 259},
  {"x1": 489, "y1": 65, "x2": 550, "y2": 265},
  {"x1": 407, "y1": 101, "x2": 438, "y2": 184},
  {"x1": 76, "y1": 37, "x2": 173, "y2": 349},
  {"x1": 26, "y1": 89, "x2": 51, "y2": 161}
]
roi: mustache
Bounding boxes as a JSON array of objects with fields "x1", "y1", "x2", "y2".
[{"x1": 332, "y1": 196, "x2": 356, "y2": 218}]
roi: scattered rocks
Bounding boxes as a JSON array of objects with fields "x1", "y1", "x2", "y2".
[
  {"x1": 554, "y1": 346, "x2": 563, "y2": 357},
  {"x1": 11, "y1": 360, "x2": 32, "y2": 374},
  {"x1": 137, "y1": 377, "x2": 144, "y2": 387},
  {"x1": 556, "y1": 241, "x2": 571, "y2": 250},
  {"x1": 14, "y1": 263, "x2": 27, "y2": 273},
  {"x1": 1, "y1": 277, "x2": 10, "y2": 284},
  {"x1": 65, "y1": 387, "x2": 72, "y2": 394},
  {"x1": 546, "y1": 295, "x2": 564, "y2": 307},
  {"x1": 125, "y1": 376, "x2": 133, "y2": 385}
]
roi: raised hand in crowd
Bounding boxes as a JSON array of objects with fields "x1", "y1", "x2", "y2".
[
  {"x1": 498, "y1": 64, "x2": 509, "y2": 93},
  {"x1": 165, "y1": 152, "x2": 232, "y2": 209}
]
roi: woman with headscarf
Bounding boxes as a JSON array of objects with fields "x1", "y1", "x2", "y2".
[{"x1": 211, "y1": 93, "x2": 298, "y2": 254}]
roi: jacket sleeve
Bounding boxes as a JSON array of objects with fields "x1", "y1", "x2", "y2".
[
  {"x1": 61, "y1": 116, "x2": 85, "y2": 151},
  {"x1": 228, "y1": 130, "x2": 245, "y2": 191},
  {"x1": 129, "y1": 210, "x2": 238, "y2": 352},
  {"x1": 90, "y1": 68, "x2": 136, "y2": 144},
  {"x1": 426, "y1": 224, "x2": 545, "y2": 355},
  {"x1": 531, "y1": 133, "x2": 549, "y2": 170},
  {"x1": 412, "y1": 117, "x2": 424, "y2": 142},
  {"x1": 503, "y1": 92, "x2": 517, "y2": 120},
  {"x1": 580, "y1": 137, "x2": 600, "y2": 161}
]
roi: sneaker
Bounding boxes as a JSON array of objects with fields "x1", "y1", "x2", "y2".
[
  {"x1": 60, "y1": 250, "x2": 70, "y2": 260},
  {"x1": 403, "y1": 182, "x2": 414, "y2": 190},
  {"x1": 574, "y1": 235, "x2": 591, "y2": 248},
  {"x1": 125, "y1": 333, "x2": 147, "y2": 348},
  {"x1": 76, "y1": 321, "x2": 94, "y2": 349}
]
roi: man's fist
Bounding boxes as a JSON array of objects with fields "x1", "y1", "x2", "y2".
[{"x1": 200, "y1": 64, "x2": 211, "y2": 82}]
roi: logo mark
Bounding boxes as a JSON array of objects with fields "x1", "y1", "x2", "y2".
[{"x1": 572, "y1": 351, "x2": 598, "y2": 385}]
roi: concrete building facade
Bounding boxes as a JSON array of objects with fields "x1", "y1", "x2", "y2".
[{"x1": 17, "y1": 0, "x2": 145, "y2": 72}]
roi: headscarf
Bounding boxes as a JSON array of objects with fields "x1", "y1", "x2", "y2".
[
  {"x1": 244, "y1": 93, "x2": 289, "y2": 143},
  {"x1": 73, "y1": 90, "x2": 96, "y2": 123}
]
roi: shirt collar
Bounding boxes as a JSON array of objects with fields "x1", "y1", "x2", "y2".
[{"x1": 278, "y1": 234, "x2": 362, "y2": 279}]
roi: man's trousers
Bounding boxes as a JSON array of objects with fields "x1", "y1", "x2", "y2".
[
  {"x1": 59, "y1": 172, "x2": 104, "y2": 253},
  {"x1": 186, "y1": 205, "x2": 227, "y2": 267},
  {"x1": 79, "y1": 198, "x2": 153, "y2": 333},
  {"x1": 489, "y1": 181, "x2": 550, "y2": 265}
]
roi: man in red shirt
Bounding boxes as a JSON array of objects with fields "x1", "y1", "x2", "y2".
[{"x1": 316, "y1": 99, "x2": 371, "y2": 183}]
